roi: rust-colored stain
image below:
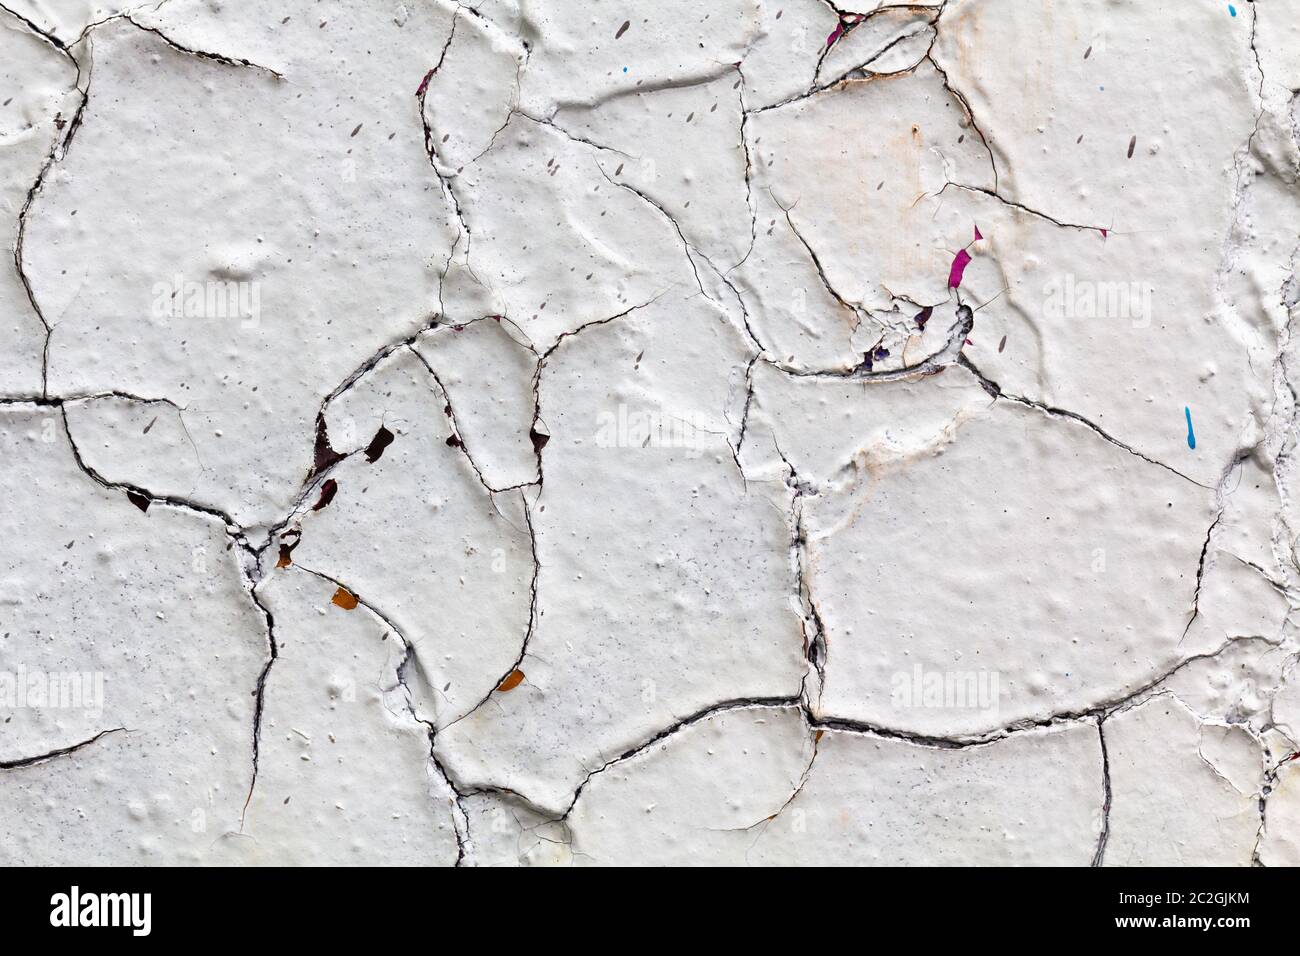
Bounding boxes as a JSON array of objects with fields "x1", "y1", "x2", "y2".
[
  {"x1": 276, "y1": 530, "x2": 301, "y2": 569},
  {"x1": 496, "y1": 669, "x2": 525, "y2": 692},
  {"x1": 331, "y1": 586, "x2": 359, "y2": 610},
  {"x1": 815, "y1": 730, "x2": 825, "y2": 743}
]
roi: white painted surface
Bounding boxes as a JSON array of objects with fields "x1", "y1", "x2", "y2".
[{"x1": 1, "y1": 0, "x2": 1297, "y2": 866}]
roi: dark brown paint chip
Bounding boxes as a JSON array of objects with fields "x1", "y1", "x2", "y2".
[
  {"x1": 364, "y1": 426, "x2": 395, "y2": 463},
  {"x1": 312, "y1": 478, "x2": 338, "y2": 511},
  {"x1": 312, "y1": 417, "x2": 345, "y2": 476}
]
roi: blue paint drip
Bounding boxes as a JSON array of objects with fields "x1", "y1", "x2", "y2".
[
  {"x1": 1229, "y1": 4, "x2": 1237, "y2": 16},
  {"x1": 1185, "y1": 406, "x2": 1196, "y2": 450}
]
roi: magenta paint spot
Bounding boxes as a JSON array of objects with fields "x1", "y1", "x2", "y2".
[
  {"x1": 415, "y1": 69, "x2": 435, "y2": 97},
  {"x1": 1100, "y1": 228, "x2": 1108, "y2": 238},
  {"x1": 973, "y1": 225, "x2": 983, "y2": 241},
  {"x1": 826, "y1": 24, "x2": 843, "y2": 46},
  {"x1": 948, "y1": 249, "x2": 972, "y2": 288}
]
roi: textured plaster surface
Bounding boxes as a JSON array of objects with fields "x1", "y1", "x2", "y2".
[{"x1": 2, "y1": 0, "x2": 1299, "y2": 866}]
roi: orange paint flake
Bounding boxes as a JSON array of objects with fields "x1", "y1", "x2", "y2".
[{"x1": 496, "y1": 669, "x2": 525, "y2": 692}]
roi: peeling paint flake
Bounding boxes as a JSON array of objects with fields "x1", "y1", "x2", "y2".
[
  {"x1": 948, "y1": 248, "x2": 973, "y2": 288},
  {"x1": 496, "y1": 670, "x2": 525, "y2": 692},
  {"x1": 330, "y1": 586, "x2": 359, "y2": 610}
]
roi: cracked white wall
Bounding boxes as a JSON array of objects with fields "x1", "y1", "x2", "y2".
[{"x1": 0, "y1": 0, "x2": 1298, "y2": 867}]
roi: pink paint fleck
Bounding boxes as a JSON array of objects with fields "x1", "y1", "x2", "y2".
[
  {"x1": 416, "y1": 68, "x2": 435, "y2": 97},
  {"x1": 948, "y1": 249, "x2": 972, "y2": 288},
  {"x1": 973, "y1": 225, "x2": 983, "y2": 241},
  {"x1": 826, "y1": 15, "x2": 861, "y2": 45},
  {"x1": 1100, "y1": 228, "x2": 1108, "y2": 238}
]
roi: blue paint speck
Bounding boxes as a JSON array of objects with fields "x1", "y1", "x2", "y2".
[
  {"x1": 1185, "y1": 406, "x2": 1197, "y2": 450},
  {"x1": 1229, "y1": 4, "x2": 1237, "y2": 16},
  {"x1": 623, "y1": 66, "x2": 628, "y2": 73}
]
